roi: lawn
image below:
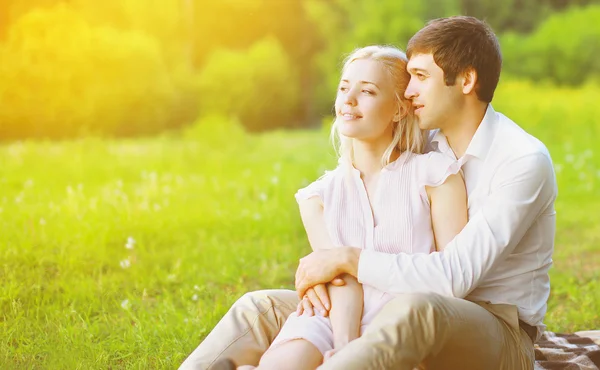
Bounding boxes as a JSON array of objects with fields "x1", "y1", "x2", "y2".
[{"x1": 1, "y1": 82, "x2": 599, "y2": 369}]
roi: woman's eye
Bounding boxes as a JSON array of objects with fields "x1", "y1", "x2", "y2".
[
  {"x1": 362, "y1": 90, "x2": 374, "y2": 95},
  {"x1": 417, "y1": 74, "x2": 426, "y2": 81},
  {"x1": 339, "y1": 86, "x2": 348, "y2": 92}
]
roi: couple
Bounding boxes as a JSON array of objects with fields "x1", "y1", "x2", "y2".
[{"x1": 181, "y1": 16, "x2": 556, "y2": 370}]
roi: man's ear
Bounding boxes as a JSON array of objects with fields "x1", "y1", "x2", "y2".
[{"x1": 461, "y1": 68, "x2": 478, "y2": 95}]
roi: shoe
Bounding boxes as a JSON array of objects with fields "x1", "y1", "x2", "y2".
[{"x1": 211, "y1": 358, "x2": 237, "y2": 370}]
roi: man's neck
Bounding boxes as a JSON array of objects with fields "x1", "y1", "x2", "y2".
[{"x1": 443, "y1": 102, "x2": 488, "y2": 159}]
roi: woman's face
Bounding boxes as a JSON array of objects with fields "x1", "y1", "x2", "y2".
[{"x1": 335, "y1": 59, "x2": 398, "y2": 142}]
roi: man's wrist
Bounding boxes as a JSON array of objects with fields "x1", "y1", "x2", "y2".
[{"x1": 341, "y1": 247, "x2": 361, "y2": 277}]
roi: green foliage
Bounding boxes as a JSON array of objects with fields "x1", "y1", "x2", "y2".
[
  {"x1": 182, "y1": 114, "x2": 246, "y2": 149},
  {"x1": 501, "y1": 5, "x2": 600, "y2": 85},
  {"x1": 198, "y1": 37, "x2": 300, "y2": 132},
  {"x1": 0, "y1": 4, "x2": 199, "y2": 140},
  {"x1": 304, "y1": 0, "x2": 435, "y2": 114}
]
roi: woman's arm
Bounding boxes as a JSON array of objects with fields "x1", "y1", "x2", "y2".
[
  {"x1": 327, "y1": 273, "x2": 363, "y2": 350},
  {"x1": 298, "y1": 197, "x2": 364, "y2": 347},
  {"x1": 426, "y1": 173, "x2": 468, "y2": 251}
]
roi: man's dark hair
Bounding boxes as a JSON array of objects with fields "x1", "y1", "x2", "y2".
[{"x1": 407, "y1": 16, "x2": 502, "y2": 103}]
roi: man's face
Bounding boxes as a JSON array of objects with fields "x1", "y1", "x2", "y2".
[{"x1": 405, "y1": 53, "x2": 464, "y2": 131}]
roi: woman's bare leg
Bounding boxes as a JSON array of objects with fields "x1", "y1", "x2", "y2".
[{"x1": 250, "y1": 339, "x2": 323, "y2": 370}]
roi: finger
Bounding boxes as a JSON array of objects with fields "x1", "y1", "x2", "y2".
[
  {"x1": 296, "y1": 278, "x2": 309, "y2": 298},
  {"x1": 302, "y1": 297, "x2": 314, "y2": 317},
  {"x1": 296, "y1": 301, "x2": 304, "y2": 316},
  {"x1": 306, "y1": 288, "x2": 326, "y2": 315},
  {"x1": 330, "y1": 277, "x2": 346, "y2": 286},
  {"x1": 313, "y1": 284, "x2": 331, "y2": 311}
]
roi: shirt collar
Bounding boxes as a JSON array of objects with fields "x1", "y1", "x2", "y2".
[
  {"x1": 430, "y1": 104, "x2": 497, "y2": 161},
  {"x1": 464, "y1": 104, "x2": 497, "y2": 161}
]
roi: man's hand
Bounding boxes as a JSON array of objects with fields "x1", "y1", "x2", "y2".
[{"x1": 295, "y1": 247, "x2": 361, "y2": 298}]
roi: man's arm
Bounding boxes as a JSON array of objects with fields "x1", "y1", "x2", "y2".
[{"x1": 356, "y1": 152, "x2": 556, "y2": 297}]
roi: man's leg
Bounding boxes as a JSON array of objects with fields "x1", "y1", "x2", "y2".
[
  {"x1": 319, "y1": 293, "x2": 534, "y2": 370},
  {"x1": 179, "y1": 289, "x2": 298, "y2": 370}
]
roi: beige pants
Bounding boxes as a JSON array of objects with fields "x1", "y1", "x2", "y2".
[{"x1": 179, "y1": 289, "x2": 535, "y2": 370}]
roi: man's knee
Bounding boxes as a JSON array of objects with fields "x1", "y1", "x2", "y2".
[
  {"x1": 370, "y1": 292, "x2": 447, "y2": 330},
  {"x1": 234, "y1": 289, "x2": 298, "y2": 314},
  {"x1": 385, "y1": 292, "x2": 443, "y2": 313}
]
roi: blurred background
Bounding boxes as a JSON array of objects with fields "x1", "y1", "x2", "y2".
[
  {"x1": 1, "y1": 0, "x2": 599, "y2": 140},
  {"x1": 1, "y1": 1, "x2": 600, "y2": 368}
]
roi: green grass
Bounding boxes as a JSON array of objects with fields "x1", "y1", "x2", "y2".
[{"x1": 1, "y1": 83, "x2": 600, "y2": 368}]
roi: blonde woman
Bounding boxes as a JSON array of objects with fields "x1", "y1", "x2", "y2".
[{"x1": 233, "y1": 45, "x2": 468, "y2": 370}]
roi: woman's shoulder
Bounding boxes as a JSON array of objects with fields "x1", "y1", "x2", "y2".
[{"x1": 294, "y1": 165, "x2": 344, "y2": 203}]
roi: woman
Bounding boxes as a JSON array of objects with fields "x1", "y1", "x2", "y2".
[{"x1": 237, "y1": 45, "x2": 467, "y2": 370}]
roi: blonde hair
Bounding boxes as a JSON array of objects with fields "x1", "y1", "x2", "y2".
[{"x1": 331, "y1": 45, "x2": 427, "y2": 167}]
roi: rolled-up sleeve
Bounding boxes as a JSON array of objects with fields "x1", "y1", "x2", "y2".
[{"x1": 357, "y1": 152, "x2": 557, "y2": 297}]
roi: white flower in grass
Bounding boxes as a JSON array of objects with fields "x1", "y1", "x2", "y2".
[
  {"x1": 24, "y1": 179, "x2": 34, "y2": 188},
  {"x1": 259, "y1": 192, "x2": 268, "y2": 202},
  {"x1": 191, "y1": 294, "x2": 198, "y2": 302},
  {"x1": 273, "y1": 162, "x2": 281, "y2": 172},
  {"x1": 125, "y1": 237, "x2": 135, "y2": 250},
  {"x1": 121, "y1": 299, "x2": 130, "y2": 310},
  {"x1": 120, "y1": 259, "x2": 131, "y2": 269},
  {"x1": 565, "y1": 154, "x2": 575, "y2": 163},
  {"x1": 194, "y1": 285, "x2": 200, "y2": 291},
  {"x1": 271, "y1": 176, "x2": 279, "y2": 185},
  {"x1": 253, "y1": 213, "x2": 262, "y2": 221},
  {"x1": 39, "y1": 218, "x2": 46, "y2": 226},
  {"x1": 167, "y1": 274, "x2": 176, "y2": 281}
]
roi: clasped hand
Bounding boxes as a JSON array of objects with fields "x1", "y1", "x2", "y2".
[{"x1": 294, "y1": 249, "x2": 347, "y2": 316}]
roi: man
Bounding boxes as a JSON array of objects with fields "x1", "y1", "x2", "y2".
[{"x1": 181, "y1": 16, "x2": 556, "y2": 370}]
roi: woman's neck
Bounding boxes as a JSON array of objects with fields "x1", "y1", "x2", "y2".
[{"x1": 351, "y1": 139, "x2": 398, "y2": 177}]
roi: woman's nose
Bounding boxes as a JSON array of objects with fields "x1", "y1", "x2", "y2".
[{"x1": 344, "y1": 89, "x2": 357, "y2": 105}]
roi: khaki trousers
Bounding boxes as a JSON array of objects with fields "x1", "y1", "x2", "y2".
[{"x1": 179, "y1": 289, "x2": 535, "y2": 370}]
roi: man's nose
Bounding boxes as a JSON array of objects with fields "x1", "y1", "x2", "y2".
[{"x1": 404, "y1": 80, "x2": 418, "y2": 100}]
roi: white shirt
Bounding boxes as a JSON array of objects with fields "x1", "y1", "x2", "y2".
[{"x1": 357, "y1": 105, "x2": 557, "y2": 337}]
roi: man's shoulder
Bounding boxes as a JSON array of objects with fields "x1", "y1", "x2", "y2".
[{"x1": 492, "y1": 111, "x2": 552, "y2": 162}]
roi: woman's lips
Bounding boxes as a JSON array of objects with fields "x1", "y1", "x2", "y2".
[{"x1": 341, "y1": 113, "x2": 362, "y2": 120}]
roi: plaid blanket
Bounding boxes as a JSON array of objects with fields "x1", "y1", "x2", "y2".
[{"x1": 535, "y1": 331, "x2": 600, "y2": 370}]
